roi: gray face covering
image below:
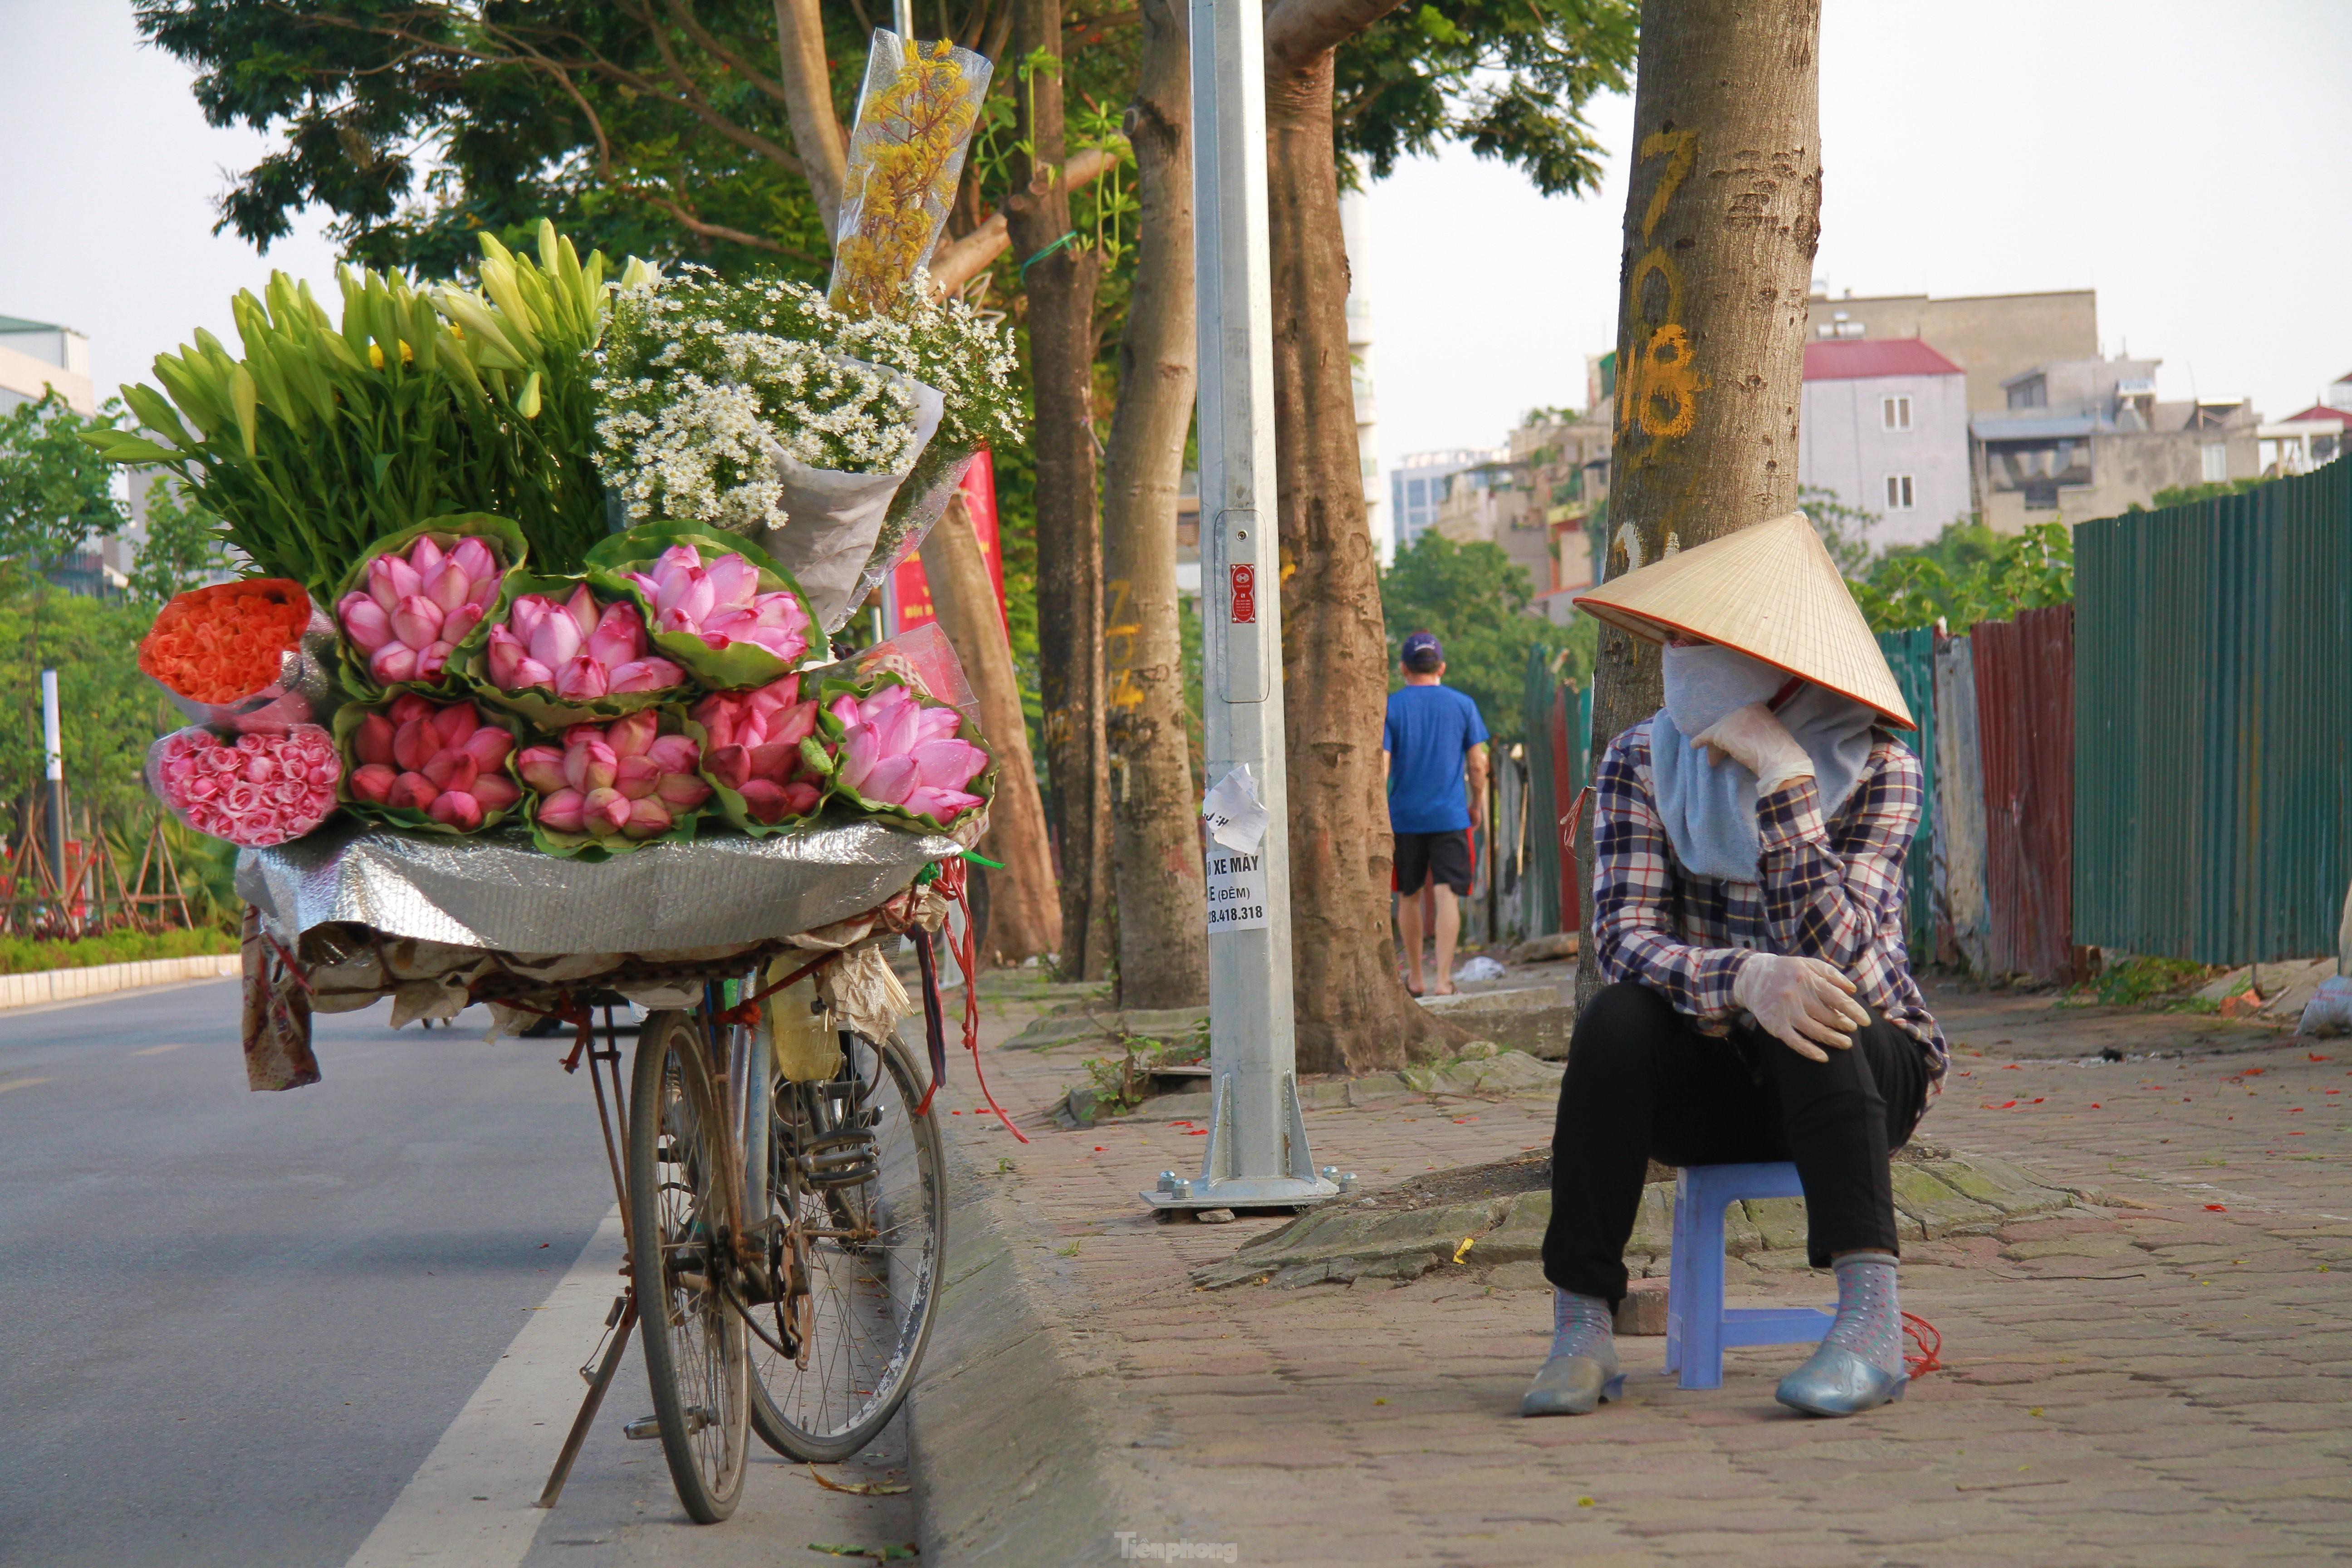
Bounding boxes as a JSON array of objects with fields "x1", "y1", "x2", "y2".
[{"x1": 1650, "y1": 644, "x2": 1879, "y2": 884}]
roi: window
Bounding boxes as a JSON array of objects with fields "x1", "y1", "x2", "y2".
[
  {"x1": 1882, "y1": 396, "x2": 1911, "y2": 431},
  {"x1": 1884, "y1": 475, "x2": 1915, "y2": 511},
  {"x1": 2201, "y1": 442, "x2": 2229, "y2": 483}
]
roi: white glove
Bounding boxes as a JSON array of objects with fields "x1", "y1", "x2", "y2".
[
  {"x1": 1732, "y1": 953, "x2": 1870, "y2": 1062},
  {"x1": 1690, "y1": 702, "x2": 1814, "y2": 793}
]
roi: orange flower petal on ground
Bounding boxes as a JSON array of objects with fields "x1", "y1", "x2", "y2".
[{"x1": 138, "y1": 579, "x2": 313, "y2": 704}]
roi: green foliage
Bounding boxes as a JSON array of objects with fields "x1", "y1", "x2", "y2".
[
  {"x1": 1799, "y1": 484, "x2": 1880, "y2": 580},
  {"x1": 2077, "y1": 954, "x2": 2209, "y2": 1008},
  {"x1": 1379, "y1": 531, "x2": 1565, "y2": 745},
  {"x1": 0, "y1": 391, "x2": 127, "y2": 573},
  {"x1": 0, "y1": 589, "x2": 181, "y2": 836},
  {"x1": 2143, "y1": 476, "x2": 2270, "y2": 511},
  {"x1": 0, "y1": 925, "x2": 238, "y2": 976},
  {"x1": 1849, "y1": 520, "x2": 2075, "y2": 635},
  {"x1": 1336, "y1": 0, "x2": 1641, "y2": 195},
  {"x1": 127, "y1": 478, "x2": 232, "y2": 606}
]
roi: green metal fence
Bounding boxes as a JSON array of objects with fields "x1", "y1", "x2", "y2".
[
  {"x1": 2073, "y1": 460, "x2": 2352, "y2": 963},
  {"x1": 1522, "y1": 645, "x2": 1562, "y2": 937},
  {"x1": 1875, "y1": 626, "x2": 1939, "y2": 962}
]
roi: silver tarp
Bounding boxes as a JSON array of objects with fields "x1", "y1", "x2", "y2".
[{"x1": 237, "y1": 818, "x2": 959, "y2": 954}]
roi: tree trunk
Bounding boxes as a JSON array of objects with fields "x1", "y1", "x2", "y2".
[
  {"x1": 918, "y1": 493, "x2": 1063, "y2": 965},
  {"x1": 1098, "y1": 0, "x2": 1209, "y2": 1009},
  {"x1": 770, "y1": 0, "x2": 848, "y2": 235},
  {"x1": 1264, "y1": 50, "x2": 1452, "y2": 1073},
  {"x1": 1575, "y1": 0, "x2": 1823, "y2": 1007},
  {"x1": 1006, "y1": 0, "x2": 1114, "y2": 981}
]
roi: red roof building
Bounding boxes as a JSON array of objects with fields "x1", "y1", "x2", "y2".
[{"x1": 1801, "y1": 338, "x2": 1966, "y2": 382}]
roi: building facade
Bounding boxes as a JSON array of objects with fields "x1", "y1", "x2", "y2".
[
  {"x1": 1338, "y1": 191, "x2": 1385, "y2": 564},
  {"x1": 1390, "y1": 449, "x2": 1495, "y2": 549},
  {"x1": 0, "y1": 316, "x2": 94, "y2": 416},
  {"x1": 1798, "y1": 338, "x2": 1970, "y2": 546},
  {"x1": 1803, "y1": 289, "x2": 2097, "y2": 415},
  {"x1": 1970, "y1": 355, "x2": 2261, "y2": 528}
]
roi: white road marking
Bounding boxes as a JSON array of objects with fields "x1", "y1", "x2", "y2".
[
  {"x1": 0, "y1": 1077, "x2": 50, "y2": 1094},
  {"x1": 129, "y1": 1043, "x2": 186, "y2": 1057},
  {"x1": 343, "y1": 1208, "x2": 627, "y2": 1568}
]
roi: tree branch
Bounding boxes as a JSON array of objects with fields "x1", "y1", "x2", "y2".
[
  {"x1": 1262, "y1": 0, "x2": 1410, "y2": 78},
  {"x1": 770, "y1": 0, "x2": 850, "y2": 237},
  {"x1": 931, "y1": 144, "x2": 1122, "y2": 292}
]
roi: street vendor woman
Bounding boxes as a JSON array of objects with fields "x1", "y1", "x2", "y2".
[{"x1": 1523, "y1": 511, "x2": 1946, "y2": 1421}]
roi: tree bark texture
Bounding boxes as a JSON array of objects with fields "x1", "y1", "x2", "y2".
[
  {"x1": 1098, "y1": 0, "x2": 1209, "y2": 1009},
  {"x1": 918, "y1": 494, "x2": 1063, "y2": 965},
  {"x1": 1264, "y1": 50, "x2": 1454, "y2": 1073},
  {"x1": 1007, "y1": 0, "x2": 1114, "y2": 981},
  {"x1": 1575, "y1": 0, "x2": 1823, "y2": 1007},
  {"x1": 770, "y1": 0, "x2": 848, "y2": 235}
]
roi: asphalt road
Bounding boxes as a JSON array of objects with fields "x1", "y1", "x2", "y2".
[{"x1": 0, "y1": 980, "x2": 911, "y2": 1568}]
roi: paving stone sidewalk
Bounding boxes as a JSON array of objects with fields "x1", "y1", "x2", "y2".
[{"x1": 915, "y1": 974, "x2": 2352, "y2": 1566}]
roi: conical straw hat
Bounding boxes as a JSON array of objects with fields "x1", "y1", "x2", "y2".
[{"x1": 1571, "y1": 511, "x2": 1914, "y2": 730}]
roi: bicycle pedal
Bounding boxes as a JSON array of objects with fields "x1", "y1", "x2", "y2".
[{"x1": 622, "y1": 1416, "x2": 661, "y2": 1441}]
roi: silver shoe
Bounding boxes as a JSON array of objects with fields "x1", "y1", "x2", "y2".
[
  {"x1": 1774, "y1": 1344, "x2": 1908, "y2": 1417},
  {"x1": 1519, "y1": 1345, "x2": 1625, "y2": 1417}
]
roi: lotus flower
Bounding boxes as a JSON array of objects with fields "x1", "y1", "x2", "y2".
[
  {"x1": 485, "y1": 586, "x2": 683, "y2": 701},
  {"x1": 344, "y1": 693, "x2": 514, "y2": 832},
  {"x1": 625, "y1": 544, "x2": 810, "y2": 663},
  {"x1": 688, "y1": 674, "x2": 828, "y2": 823},
  {"x1": 527, "y1": 715, "x2": 707, "y2": 839},
  {"x1": 830, "y1": 681, "x2": 988, "y2": 823},
  {"x1": 338, "y1": 534, "x2": 505, "y2": 687}
]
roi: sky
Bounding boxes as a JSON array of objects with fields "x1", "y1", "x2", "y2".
[{"x1": 3, "y1": 1, "x2": 2348, "y2": 487}]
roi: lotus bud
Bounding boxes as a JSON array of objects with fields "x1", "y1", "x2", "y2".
[
  {"x1": 912, "y1": 738, "x2": 989, "y2": 790},
  {"x1": 613, "y1": 754, "x2": 662, "y2": 800},
  {"x1": 607, "y1": 711, "x2": 658, "y2": 760},
  {"x1": 624, "y1": 571, "x2": 661, "y2": 603},
  {"x1": 388, "y1": 771, "x2": 438, "y2": 811},
  {"x1": 608, "y1": 658, "x2": 685, "y2": 695},
  {"x1": 538, "y1": 788, "x2": 587, "y2": 833},
  {"x1": 391, "y1": 594, "x2": 444, "y2": 650},
  {"x1": 552, "y1": 654, "x2": 610, "y2": 702},
  {"x1": 656, "y1": 772, "x2": 712, "y2": 810},
  {"x1": 416, "y1": 642, "x2": 453, "y2": 679},
  {"x1": 838, "y1": 725, "x2": 879, "y2": 792},
  {"x1": 563, "y1": 585, "x2": 599, "y2": 637},
  {"x1": 915, "y1": 706, "x2": 962, "y2": 743},
  {"x1": 471, "y1": 774, "x2": 520, "y2": 812},
  {"x1": 371, "y1": 643, "x2": 419, "y2": 685},
  {"x1": 622, "y1": 796, "x2": 672, "y2": 839},
  {"x1": 424, "y1": 558, "x2": 470, "y2": 614},
  {"x1": 349, "y1": 763, "x2": 397, "y2": 803},
  {"x1": 771, "y1": 701, "x2": 818, "y2": 749},
  {"x1": 441, "y1": 603, "x2": 485, "y2": 646},
  {"x1": 431, "y1": 704, "x2": 478, "y2": 750},
  {"x1": 509, "y1": 595, "x2": 548, "y2": 638},
  {"x1": 355, "y1": 715, "x2": 397, "y2": 768},
  {"x1": 468, "y1": 573, "x2": 503, "y2": 613},
  {"x1": 485, "y1": 626, "x2": 524, "y2": 688},
  {"x1": 392, "y1": 719, "x2": 432, "y2": 773},
  {"x1": 736, "y1": 779, "x2": 789, "y2": 824},
  {"x1": 705, "y1": 554, "x2": 758, "y2": 610},
  {"x1": 707, "y1": 745, "x2": 752, "y2": 791},
  {"x1": 528, "y1": 602, "x2": 583, "y2": 667},
  {"x1": 408, "y1": 535, "x2": 445, "y2": 578},
  {"x1": 858, "y1": 755, "x2": 920, "y2": 807},
  {"x1": 903, "y1": 786, "x2": 981, "y2": 823},
  {"x1": 564, "y1": 738, "x2": 618, "y2": 795},
  {"x1": 748, "y1": 741, "x2": 801, "y2": 784},
  {"x1": 429, "y1": 790, "x2": 484, "y2": 831},
  {"x1": 645, "y1": 735, "x2": 700, "y2": 775},
  {"x1": 516, "y1": 745, "x2": 568, "y2": 793},
  {"x1": 829, "y1": 696, "x2": 861, "y2": 730},
  {"x1": 583, "y1": 786, "x2": 631, "y2": 836},
  {"x1": 340, "y1": 594, "x2": 393, "y2": 653},
  {"x1": 422, "y1": 753, "x2": 479, "y2": 797},
  {"x1": 390, "y1": 694, "x2": 436, "y2": 725},
  {"x1": 779, "y1": 780, "x2": 823, "y2": 817},
  {"x1": 463, "y1": 728, "x2": 515, "y2": 772},
  {"x1": 587, "y1": 603, "x2": 644, "y2": 669},
  {"x1": 368, "y1": 552, "x2": 421, "y2": 612},
  {"x1": 513, "y1": 656, "x2": 554, "y2": 690},
  {"x1": 450, "y1": 536, "x2": 496, "y2": 583}
]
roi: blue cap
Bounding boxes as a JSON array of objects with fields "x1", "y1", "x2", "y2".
[{"x1": 1400, "y1": 631, "x2": 1443, "y2": 665}]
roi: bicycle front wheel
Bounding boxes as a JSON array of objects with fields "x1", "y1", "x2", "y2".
[
  {"x1": 750, "y1": 1029, "x2": 946, "y2": 1462},
  {"x1": 628, "y1": 1009, "x2": 751, "y2": 1523}
]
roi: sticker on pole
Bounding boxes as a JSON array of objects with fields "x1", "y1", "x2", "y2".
[
  {"x1": 1201, "y1": 765, "x2": 1269, "y2": 853},
  {"x1": 1201, "y1": 765, "x2": 1270, "y2": 931},
  {"x1": 1228, "y1": 564, "x2": 1256, "y2": 624}
]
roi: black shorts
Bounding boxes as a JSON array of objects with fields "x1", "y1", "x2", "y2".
[{"x1": 1394, "y1": 829, "x2": 1473, "y2": 896}]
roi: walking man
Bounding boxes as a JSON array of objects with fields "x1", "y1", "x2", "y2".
[{"x1": 1383, "y1": 631, "x2": 1489, "y2": 998}]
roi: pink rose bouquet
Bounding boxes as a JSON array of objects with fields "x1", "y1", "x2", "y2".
[{"x1": 149, "y1": 725, "x2": 342, "y2": 847}]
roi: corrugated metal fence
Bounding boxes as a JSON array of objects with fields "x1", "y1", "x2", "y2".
[
  {"x1": 1974, "y1": 605, "x2": 2076, "y2": 981},
  {"x1": 1875, "y1": 627, "x2": 1938, "y2": 962},
  {"x1": 1518, "y1": 649, "x2": 1593, "y2": 941},
  {"x1": 2074, "y1": 461, "x2": 2352, "y2": 963}
]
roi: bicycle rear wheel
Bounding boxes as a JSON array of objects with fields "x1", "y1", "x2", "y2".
[
  {"x1": 628, "y1": 1009, "x2": 750, "y2": 1523},
  {"x1": 749, "y1": 1029, "x2": 946, "y2": 1462}
]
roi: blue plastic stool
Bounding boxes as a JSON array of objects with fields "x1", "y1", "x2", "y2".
[{"x1": 1663, "y1": 1162, "x2": 1835, "y2": 1390}]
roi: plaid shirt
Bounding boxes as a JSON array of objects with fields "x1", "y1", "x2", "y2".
[{"x1": 1591, "y1": 716, "x2": 1948, "y2": 1079}]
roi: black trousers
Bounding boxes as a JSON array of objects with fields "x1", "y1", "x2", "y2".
[{"x1": 1540, "y1": 981, "x2": 1931, "y2": 1307}]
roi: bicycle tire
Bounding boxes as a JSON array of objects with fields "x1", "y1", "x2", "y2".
[
  {"x1": 627, "y1": 1009, "x2": 751, "y2": 1523},
  {"x1": 749, "y1": 1029, "x2": 946, "y2": 1462}
]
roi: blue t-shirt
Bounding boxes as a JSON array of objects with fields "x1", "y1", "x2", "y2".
[{"x1": 1383, "y1": 683, "x2": 1490, "y2": 833}]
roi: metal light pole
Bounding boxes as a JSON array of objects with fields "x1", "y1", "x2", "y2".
[
  {"x1": 40, "y1": 670, "x2": 67, "y2": 903},
  {"x1": 1141, "y1": 0, "x2": 1335, "y2": 1213}
]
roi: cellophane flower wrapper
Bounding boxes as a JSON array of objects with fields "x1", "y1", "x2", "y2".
[
  {"x1": 330, "y1": 514, "x2": 529, "y2": 703},
  {"x1": 332, "y1": 697, "x2": 528, "y2": 836},
  {"x1": 142, "y1": 582, "x2": 343, "y2": 734},
  {"x1": 518, "y1": 707, "x2": 711, "y2": 862},
  {"x1": 462, "y1": 569, "x2": 691, "y2": 730},
  {"x1": 147, "y1": 725, "x2": 343, "y2": 848},
  {"x1": 584, "y1": 523, "x2": 816, "y2": 690},
  {"x1": 825, "y1": 32, "x2": 993, "y2": 318},
  {"x1": 842, "y1": 438, "x2": 978, "y2": 625},
  {"x1": 813, "y1": 670, "x2": 995, "y2": 836}
]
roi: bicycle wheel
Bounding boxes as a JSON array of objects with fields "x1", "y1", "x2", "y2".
[
  {"x1": 749, "y1": 1029, "x2": 946, "y2": 1462},
  {"x1": 627, "y1": 1009, "x2": 750, "y2": 1523}
]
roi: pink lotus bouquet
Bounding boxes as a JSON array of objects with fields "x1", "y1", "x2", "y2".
[
  {"x1": 338, "y1": 534, "x2": 504, "y2": 686},
  {"x1": 622, "y1": 545, "x2": 811, "y2": 662},
  {"x1": 691, "y1": 675, "x2": 830, "y2": 826},
  {"x1": 824, "y1": 680, "x2": 989, "y2": 825},
  {"x1": 484, "y1": 584, "x2": 686, "y2": 702},
  {"x1": 518, "y1": 710, "x2": 712, "y2": 848},
  {"x1": 343, "y1": 694, "x2": 522, "y2": 831},
  {"x1": 150, "y1": 726, "x2": 342, "y2": 848}
]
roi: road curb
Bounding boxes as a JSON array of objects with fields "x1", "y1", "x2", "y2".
[
  {"x1": 0, "y1": 953, "x2": 240, "y2": 1010},
  {"x1": 908, "y1": 1123, "x2": 1138, "y2": 1566}
]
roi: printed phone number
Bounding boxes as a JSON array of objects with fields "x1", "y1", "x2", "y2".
[{"x1": 1206, "y1": 904, "x2": 1265, "y2": 925}]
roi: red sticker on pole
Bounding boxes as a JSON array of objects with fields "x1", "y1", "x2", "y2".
[{"x1": 1229, "y1": 564, "x2": 1256, "y2": 624}]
